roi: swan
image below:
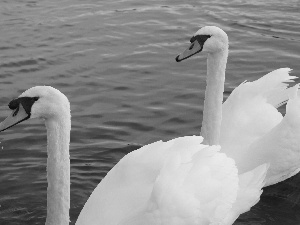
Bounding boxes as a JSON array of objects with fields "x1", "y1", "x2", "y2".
[
  {"x1": 0, "y1": 87, "x2": 268, "y2": 225},
  {"x1": 176, "y1": 25, "x2": 300, "y2": 186},
  {"x1": 0, "y1": 86, "x2": 71, "y2": 225}
]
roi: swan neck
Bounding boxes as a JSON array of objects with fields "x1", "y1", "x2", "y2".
[
  {"x1": 201, "y1": 48, "x2": 228, "y2": 145},
  {"x1": 45, "y1": 115, "x2": 71, "y2": 225}
]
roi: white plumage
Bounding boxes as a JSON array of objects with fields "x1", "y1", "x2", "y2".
[
  {"x1": 220, "y1": 68, "x2": 300, "y2": 186},
  {"x1": 176, "y1": 26, "x2": 300, "y2": 187},
  {"x1": 76, "y1": 136, "x2": 268, "y2": 225}
]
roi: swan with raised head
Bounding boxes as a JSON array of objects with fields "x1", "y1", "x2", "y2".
[
  {"x1": 176, "y1": 25, "x2": 300, "y2": 186},
  {"x1": 0, "y1": 86, "x2": 71, "y2": 225},
  {"x1": 0, "y1": 86, "x2": 268, "y2": 225}
]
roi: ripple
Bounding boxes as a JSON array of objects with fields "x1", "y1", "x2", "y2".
[
  {"x1": 103, "y1": 120, "x2": 154, "y2": 132},
  {"x1": 0, "y1": 59, "x2": 38, "y2": 68}
]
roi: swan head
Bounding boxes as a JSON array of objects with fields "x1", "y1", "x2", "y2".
[
  {"x1": 176, "y1": 26, "x2": 228, "y2": 62},
  {"x1": 0, "y1": 86, "x2": 70, "y2": 131}
]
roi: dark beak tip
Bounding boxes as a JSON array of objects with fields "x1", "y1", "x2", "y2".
[{"x1": 175, "y1": 55, "x2": 181, "y2": 62}]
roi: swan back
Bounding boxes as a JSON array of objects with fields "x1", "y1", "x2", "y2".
[
  {"x1": 129, "y1": 143, "x2": 239, "y2": 225},
  {"x1": 118, "y1": 137, "x2": 269, "y2": 225},
  {"x1": 76, "y1": 135, "x2": 268, "y2": 225},
  {"x1": 220, "y1": 68, "x2": 300, "y2": 182}
]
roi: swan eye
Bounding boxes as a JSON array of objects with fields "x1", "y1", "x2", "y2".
[
  {"x1": 190, "y1": 35, "x2": 211, "y2": 44},
  {"x1": 8, "y1": 97, "x2": 39, "y2": 116},
  {"x1": 195, "y1": 35, "x2": 211, "y2": 43},
  {"x1": 9, "y1": 97, "x2": 39, "y2": 110},
  {"x1": 189, "y1": 43, "x2": 195, "y2": 50}
]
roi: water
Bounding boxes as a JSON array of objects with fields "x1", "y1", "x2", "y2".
[{"x1": 0, "y1": 0, "x2": 300, "y2": 224}]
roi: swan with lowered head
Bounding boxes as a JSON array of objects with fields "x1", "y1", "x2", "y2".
[
  {"x1": 176, "y1": 25, "x2": 300, "y2": 186},
  {"x1": 0, "y1": 86, "x2": 268, "y2": 225}
]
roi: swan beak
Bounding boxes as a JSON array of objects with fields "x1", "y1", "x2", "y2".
[
  {"x1": 175, "y1": 35, "x2": 211, "y2": 62},
  {"x1": 175, "y1": 40, "x2": 202, "y2": 62},
  {"x1": 0, "y1": 103, "x2": 30, "y2": 132}
]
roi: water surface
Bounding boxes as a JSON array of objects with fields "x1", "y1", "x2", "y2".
[{"x1": 0, "y1": 0, "x2": 300, "y2": 224}]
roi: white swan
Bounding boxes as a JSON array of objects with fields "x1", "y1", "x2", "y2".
[
  {"x1": 0, "y1": 87, "x2": 268, "y2": 225},
  {"x1": 176, "y1": 25, "x2": 300, "y2": 186},
  {"x1": 0, "y1": 86, "x2": 71, "y2": 225}
]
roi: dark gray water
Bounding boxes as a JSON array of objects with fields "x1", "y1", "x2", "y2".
[{"x1": 0, "y1": 0, "x2": 300, "y2": 224}]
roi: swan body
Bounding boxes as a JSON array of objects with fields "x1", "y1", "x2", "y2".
[
  {"x1": 176, "y1": 26, "x2": 300, "y2": 186},
  {"x1": 221, "y1": 68, "x2": 300, "y2": 186},
  {"x1": 0, "y1": 86, "x2": 268, "y2": 225},
  {"x1": 76, "y1": 136, "x2": 268, "y2": 225}
]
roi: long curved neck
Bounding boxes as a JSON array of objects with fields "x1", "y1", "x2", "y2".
[
  {"x1": 201, "y1": 48, "x2": 228, "y2": 145},
  {"x1": 45, "y1": 114, "x2": 71, "y2": 225}
]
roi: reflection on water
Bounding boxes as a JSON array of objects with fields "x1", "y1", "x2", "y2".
[{"x1": 0, "y1": 0, "x2": 299, "y2": 224}]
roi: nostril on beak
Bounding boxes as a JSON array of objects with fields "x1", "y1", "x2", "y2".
[{"x1": 189, "y1": 43, "x2": 194, "y2": 50}]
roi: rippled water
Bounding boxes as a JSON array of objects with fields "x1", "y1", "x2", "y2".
[{"x1": 0, "y1": 0, "x2": 300, "y2": 224}]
